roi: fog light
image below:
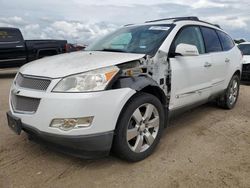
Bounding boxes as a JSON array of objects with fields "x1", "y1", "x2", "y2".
[{"x1": 50, "y1": 117, "x2": 94, "y2": 131}]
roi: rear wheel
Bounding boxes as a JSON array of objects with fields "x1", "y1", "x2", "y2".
[
  {"x1": 217, "y1": 75, "x2": 240, "y2": 109},
  {"x1": 113, "y1": 92, "x2": 165, "y2": 162}
]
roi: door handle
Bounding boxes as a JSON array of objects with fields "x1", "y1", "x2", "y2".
[
  {"x1": 225, "y1": 58, "x2": 230, "y2": 63},
  {"x1": 15, "y1": 45, "x2": 24, "y2": 48},
  {"x1": 204, "y1": 62, "x2": 212, "y2": 68}
]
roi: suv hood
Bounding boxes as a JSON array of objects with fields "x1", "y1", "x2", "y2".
[
  {"x1": 243, "y1": 55, "x2": 250, "y2": 64},
  {"x1": 20, "y1": 51, "x2": 145, "y2": 78}
]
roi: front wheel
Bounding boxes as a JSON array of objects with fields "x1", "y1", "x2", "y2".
[
  {"x1": 112, "y1": 92, "x2": 165, "y2": 162},
  {"x1": 217, "y1": 75, "x2": 240, "y2": 109}
]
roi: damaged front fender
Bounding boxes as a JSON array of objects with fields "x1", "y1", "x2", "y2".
[{"x1": 112, "y1": 76, "x2": 159, "y2": 91}]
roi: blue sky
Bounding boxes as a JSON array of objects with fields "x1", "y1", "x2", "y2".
[{"x1": 0, "y1": 0, "x2": 250, "y2": 44}]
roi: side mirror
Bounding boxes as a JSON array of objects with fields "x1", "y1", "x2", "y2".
[{"x1": 175, "y1": 43, "x2": 199, "y2": 56}]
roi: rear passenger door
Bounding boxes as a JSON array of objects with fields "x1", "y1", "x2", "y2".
[
  {"x1": 216, "y1": 30, "x2": 236, "y2": 88},
  {"x1": 200, "y1": 27, "x2": 229, "y2": 94},
  {"x1": 169, "y1": 26, "x2": 212, "y2": 110}
]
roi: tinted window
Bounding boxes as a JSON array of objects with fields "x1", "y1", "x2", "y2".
[
  {"x1": 108, "y1": 33, "x2": 132, "y2": 49},
  {"x1": 0, "y1": 29, "x2": 21, "y2": 42},
  {"x1": 173, "y1": 26, "x2": 205, "y2": 54},
  {"x1": 201, "y1": 27, "x2": 222, "y2": 53},
  {"x1": 217, "y1": 31, "x2": 235, "y2": 51},
  {"x1": 86, "y1": 24, "x2": 173, "y2": 55},
  {"x1": 238, "y1": 44, "x2": 250, "y2": 55}
]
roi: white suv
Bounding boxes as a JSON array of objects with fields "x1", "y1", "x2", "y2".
[
  {"x1": 7, "y1": 17, "x2": 242, "y2": 161},
  {"x1": 238, "y1": 42, "x2": 250, "y2": 81}
]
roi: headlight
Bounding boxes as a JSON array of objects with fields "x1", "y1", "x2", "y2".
[{"x1": 53, "y1": 66, "x2": 119, "y2": 92}]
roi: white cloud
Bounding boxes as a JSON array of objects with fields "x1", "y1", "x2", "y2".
[
  {"x1": 205, "y1": 16, "x2": 250, "y2": 29},
  {"x1": 0, "y1": 1, "x2": 250, "y2": 41},
  {"x1": 0, "y1": 16, "x2": 27, "y2": 27},
  {"x1": 0, "y1": 15, "x2": 119, "y2": 44},
  {"x1": 192, "y1": 0, "x2": 226, "y2": 9},
  {"x1": 167, "y1": 0, "x2": 227, "y2": 9},
  {"x1": 48, "y1": 20, "x2": 118, "y2": 43},
  {"x1": 52, "y1": 21, "x2": 85, "y2": 38}
]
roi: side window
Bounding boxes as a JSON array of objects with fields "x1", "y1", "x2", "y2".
[
  {"x1": 174, "y1": 26, "x2": 205, "y2": 54},
  {"x1": 0, "y1": 29, "x2": 21, "y2": 42},
  {"x1": 217, "y1": 31, "x2": 235, "y2": 51},
  {"x1": 201, "y1": 27, "x2": 222, "y2": 53}
]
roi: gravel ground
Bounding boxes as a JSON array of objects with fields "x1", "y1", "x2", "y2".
[{"x1": 0, "y1": 70, "x2": 250, "y2": 188}]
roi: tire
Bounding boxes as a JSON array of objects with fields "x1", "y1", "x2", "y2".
[
  {"x1": 112, "y1": 92, "x2": 165, "y2": 162},
  {"x1": 217, "y1": 75, "x2": 240, "y2": 109}
]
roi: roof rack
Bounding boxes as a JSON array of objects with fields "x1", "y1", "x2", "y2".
[
  {"x1": 124, "y1": 24, "x2": 134, "y2": 27},
  {"x1": 145, "y1": 16, "x2": 199, "y2": 23},
  {"x1": 214, "y1": 24, "x2": 221, "y2": 28},
  {"x1": 145, "y1": 16, "x2": 221, "y2": 29},
  {"x1": 185, "y1": 19, "x2": 222, "y2": 29}
]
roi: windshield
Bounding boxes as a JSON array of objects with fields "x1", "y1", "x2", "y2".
[
  {"x1": 238, "y1": 44, "x2": 250, "y2": 55},
  {"x1": 85, "y1": 24, "x2": 173, "y2": 55}
]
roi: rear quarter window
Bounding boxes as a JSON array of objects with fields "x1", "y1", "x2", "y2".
[
  {"x1": 217, "y1": 31, "x2": 235, "y2": 51},
  {"x1": 0, "y1": 29, "x2": 22, "y2": 42},
  {"x1": 201, "y1": 27, "x2": 222, "y2": 53}
]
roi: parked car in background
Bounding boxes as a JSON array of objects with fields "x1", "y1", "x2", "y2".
[
  {"x1": 66, "y1": 43, "x2": 87, "y2": 52},
  {"x1": 7, "y1": 17, "x2": 242, "y2": 162},
  {"x1": 238, "y1": 42, "x2": 250, "y2": 81},
  {"x1": 0, "y1": 27, "x2": 67, "y2": 68}
]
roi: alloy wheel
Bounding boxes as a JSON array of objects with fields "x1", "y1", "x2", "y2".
[
  {"x1": 228, "y1": 79, "x2": 239, "y2": 106},
  {"x1": 126, "y1": 103, "x2": 160, "y2": 153}
]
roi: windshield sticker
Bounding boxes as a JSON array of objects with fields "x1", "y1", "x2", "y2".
[{"x1": 149, "y1": 26, "x2": 170, "y2": 31}]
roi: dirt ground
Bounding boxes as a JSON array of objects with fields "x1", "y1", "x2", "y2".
[{"x1": 0, "y1": 69, "x2": 250, "y2": 188}]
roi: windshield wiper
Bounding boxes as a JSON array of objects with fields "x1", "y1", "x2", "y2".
[{"x1": 100, "y1": 48, "x2": 127, "y2": 53}]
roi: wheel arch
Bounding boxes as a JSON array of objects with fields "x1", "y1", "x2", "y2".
[
  {"x1": 233, "y1": 69, "x2": 241, "y2": 78},
  {"x1": 112, "y1": 76, "x2": 169, "y2": 130},
  {"x1": 112, "y1": 76, "x2": 167, "y2": 105},
  {"x1": 36, "y1": 48, "x2": 59, "y2": 59}
]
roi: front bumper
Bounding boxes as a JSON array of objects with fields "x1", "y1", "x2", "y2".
[
  {"x1": 242, "y1": 64, "x2": 250, "y2": 81},
  {"x1": 9, "y1": 87, "x2": 135, "y2": 136},
  {"x1": 8, "y1": 111, "x2": 114, "y2": 158},
  {"x1": 242, "y1": 71, "x2": 250, "y2": 81},
  {"x1": 8, "y1": 83, "x2": 136, "y2": 158},
  {"x1": 24, "y1": 124, "x2": 114, "y2": 159}
]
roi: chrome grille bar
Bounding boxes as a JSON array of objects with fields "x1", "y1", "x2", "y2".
[{"x1": 15, "y1": 73, "x2": 51, "y2": 91}]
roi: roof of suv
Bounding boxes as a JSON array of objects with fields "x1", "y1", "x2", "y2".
[{"x1": 126, "y1": 17, "x2": 223, "y2": 31}]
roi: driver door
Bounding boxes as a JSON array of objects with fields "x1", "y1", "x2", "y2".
[{"x1": 169, "y1": 26, "x2": 212, "y2": 110}]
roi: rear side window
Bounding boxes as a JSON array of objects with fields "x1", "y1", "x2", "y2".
[
  {"x1": 173, "y1": 26, "x2": 205, "y2": 54},
  {"x1": 0, "y1": 29, "x2": 21, "y2": 42},
  {"x1": 217, "y1": 31, "x2": 235, "y2": 51},
  {"x1": 201, "y1": 27, "x2": 222, "y2": 53}
]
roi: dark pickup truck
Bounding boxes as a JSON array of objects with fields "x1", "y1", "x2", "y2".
[{"x1": 0, "y1": 27, "x2": 67, "y2": 68}]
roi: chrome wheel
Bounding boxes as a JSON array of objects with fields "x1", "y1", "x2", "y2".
[
  {"x1": 228, "y1": 79, "x2": 238, "y2": 106},
  {"x1": 126, "y1": 103, "x2": 160, "y2": 153}
]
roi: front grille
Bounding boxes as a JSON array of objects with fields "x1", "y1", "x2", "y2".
[
  {"x1": 15, "y1": 73, "x2": 51, "y2": 91},
  {"x1": 243, "y1": 64, "x2": 250, "y2": 71},
  {"x1": 242, "y1": 72, "x2": 250, "y2": 81},
  {"x1": 11, "y1": 94, "x2": 40, "y2": 113}
]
